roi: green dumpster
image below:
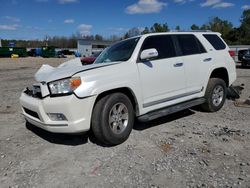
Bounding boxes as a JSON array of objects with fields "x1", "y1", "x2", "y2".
[
  {"x1": 41, "y1": 46, "x2": 56, "y2": 58},
  {"x1": 0, "y1": 47, "x2": 27, "y2": 57}
]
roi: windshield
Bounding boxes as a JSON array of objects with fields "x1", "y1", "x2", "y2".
[{"x1": 95, "y1": 37, "x2": 140, "y2": 64}]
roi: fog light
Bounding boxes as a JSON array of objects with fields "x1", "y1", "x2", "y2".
[{"x1": 47, "y1": 113, "x2": 67, "y2": 121}]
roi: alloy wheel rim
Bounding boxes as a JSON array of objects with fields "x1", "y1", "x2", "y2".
[
  {"x1": 109, "y1": 103, "x2": 129, "y2": 134},
  {"x1": 212, "y1": 85, "x2": 224, "y2": 107}
]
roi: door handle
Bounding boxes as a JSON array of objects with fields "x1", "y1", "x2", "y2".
[
  {"x1": 174, "y1": 63, "x2": 183, "y2": 67},
  {"x1": 203, "y1": 58, "x2": 212, "y2": 62}
]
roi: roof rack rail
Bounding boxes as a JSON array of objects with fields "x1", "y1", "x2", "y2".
[
  {"x1": 190, "y1": 30, "x2": 212, "y2": 32},
  {"x1": 170, "y1": 30, "x2": 212, "y2": 32}
]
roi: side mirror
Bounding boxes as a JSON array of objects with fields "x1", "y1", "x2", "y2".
[{"x1": 140, "y1": 48, "x2": 158, "y2": 61}]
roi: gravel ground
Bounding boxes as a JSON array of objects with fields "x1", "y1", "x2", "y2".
[{"x1": 0, "y1": 57, "x2": 249, "y2": 188}]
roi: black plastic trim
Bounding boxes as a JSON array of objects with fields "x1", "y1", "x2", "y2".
[
  {"x1": 23, "y1": 107, "x2": 40, "y2": 120},
  {"x1": 138, "y1": 98, "x2": 206, "y2": 122}
]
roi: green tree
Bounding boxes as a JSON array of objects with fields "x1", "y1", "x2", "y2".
[
  {"x1": 142, "y1": 27, "x2": 150, "y2": 34},
  {"x1": 175, "y1": 25, "x2": 181, "y2": 31},
  {"x1": 239, "y1": 9, "x2": 250, "y2": 44},
  {"x1": 150, "y1": 23, "x2": 169, "y2": 32},
  {"x1": 190, "y1": 24, "x2": 200, "y2": 30},
  {"x1": 127, "y1": 27, "x2": 141, "y2": 37},
  {"x1": 208, "y1": 17, "x2": 233, "y2": 37}
]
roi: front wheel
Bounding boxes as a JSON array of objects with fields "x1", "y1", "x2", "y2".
[
  {"x1": 201, "y1": 78, "x2": 227, "y2": 112},
  {"x1": 91, "y1": 93, "x2": 134, "y2": 146}
]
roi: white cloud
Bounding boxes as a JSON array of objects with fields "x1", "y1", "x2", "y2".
[
  {"x1": 174, "y1": 0, "x2": 194, "y2": 4},
  {"x1": 0, "y1": 24, "x2": 19, "y2": 30},
  {"x1": 242, "y1": 5, "x2": 250, "y2": 10},
  {"x1": 4, "y1": 16, "x2": 20, "y2": 22},
  {"x1": 212, "y1": 2, "x2": 234, "y2": 8},
  {"x1": 58, "y1": 0, "x2": 78, "y2": 4},
  {"x1": 200, "y1": 0, "x2": 234, "y2": 8},
  {"x1": 64, "y1": 19, "x2": 74, "y2": 24},
  {"x1": 78, "y1": 24, "x2": 92, "y2": 35},
  {"x1": 126, "y1": 0, "x2": 167, "y2": 14},
  {"x1": 108, "y1": 27, "x2": 129, "y2": 35},
  {"x1": 200, "y1": 0, "x2": 221, "y2": 7}
]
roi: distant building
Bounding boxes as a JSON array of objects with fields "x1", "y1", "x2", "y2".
[
  {"x1": 77, "y1": 39, "x2": 113, "y2": 57},
  {"x1": 0, "y1": 39, "x2": 2, "y2": 47}
]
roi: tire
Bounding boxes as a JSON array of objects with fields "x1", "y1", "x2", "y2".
[
  {"x1": 91, "y1": 93, "x2": 134, "y2": 145},
  {"x1": 201, "y1": 78, "x2": 227, "y2": 112}
]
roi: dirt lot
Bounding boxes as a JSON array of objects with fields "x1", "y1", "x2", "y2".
[{"x1": 0, "y1": 57, "x2": 249, "y2": 188}]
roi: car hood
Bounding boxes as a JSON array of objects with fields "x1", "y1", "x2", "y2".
[{"x1": 35, "y1": 58, "x2": 119, "y2": 83}]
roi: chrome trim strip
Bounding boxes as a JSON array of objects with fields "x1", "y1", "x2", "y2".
[{"x1": 143, "y1": 89, "x2": 202, "y2": 108}]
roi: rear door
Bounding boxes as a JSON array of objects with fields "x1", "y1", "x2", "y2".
[
  {"x1": 137, "y1": 35, "x2": 186, "y2": 108},
  {"x1": 175, "y1": 34, "x2": 209, "y2": 94}
]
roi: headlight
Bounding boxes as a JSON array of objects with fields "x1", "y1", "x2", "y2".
[{"x1": 48, "y1": 77, "x2": 82, "y2": 95}]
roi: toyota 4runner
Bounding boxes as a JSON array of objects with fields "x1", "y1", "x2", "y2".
[{"x1": 20, "y1": 32, "x2": 237, "y2": 145}]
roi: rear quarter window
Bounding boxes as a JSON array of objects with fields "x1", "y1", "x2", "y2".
[{"x1": 203, "y1": 34, "x2": 226, "y2": 50}]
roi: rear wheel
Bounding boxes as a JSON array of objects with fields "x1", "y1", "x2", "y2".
[
  {"x1": 91, "y1": 93, "x2": 134, "y2": 145},
  {"x1": 201, "y1": 78, "x2": 227, "y2": 112}
]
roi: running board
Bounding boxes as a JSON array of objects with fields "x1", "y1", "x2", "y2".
[{"x1": 138, "y1": 98, "x2": 206, "y2": 122}]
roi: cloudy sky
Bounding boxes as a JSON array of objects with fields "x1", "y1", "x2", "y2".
[{"x1": 0, "y1": 0, "x2": 249, "y2": 39}]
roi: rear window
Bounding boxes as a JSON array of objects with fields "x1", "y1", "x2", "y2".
[
  {"x1": 176, "y1": 35, "x2": 206, "y2": 56},
  {"x1": 203, "y1": 34, "x2": 226, "y2": 50}
]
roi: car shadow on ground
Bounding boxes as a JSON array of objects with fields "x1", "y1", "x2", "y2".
[
  {"x1": 26, "y1": 122, "x2": 89, "y2": 146},
  {"x1": 26, "y1": 109, "x2": 196, "y2": 146},
  {"x1": 133, "y1": 109, "x2": 195, "y2": 131},
  {"x1": 26, "y1": 122, "x2": 111, "y2": 147}
]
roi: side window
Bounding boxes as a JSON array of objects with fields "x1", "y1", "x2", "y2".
[
  {"x1": 141, "y1": 35, "x2": 176, "y2": 60},
  {"x1": 203, "y1": 34, "x2": 226, "y2": 50},
  {"x1": 177, "y1": 35, "x2": 206, "y2": 56}
]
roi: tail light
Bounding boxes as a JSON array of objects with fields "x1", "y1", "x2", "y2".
[{"x1": 229, "y1": 50, "x2": 235, "y2": 57}]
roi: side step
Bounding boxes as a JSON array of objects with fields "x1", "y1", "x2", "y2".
[{"x1": 137, "y1": 98, "x2": 206, "y2": 122}]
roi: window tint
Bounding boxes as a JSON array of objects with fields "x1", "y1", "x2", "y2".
[
  {"x1": 95, "y1": 37, "x2": 140, "y2": 64},
  {"x1": 203, "y1": 34, "x2": 226, "y2": 50},
  {"x1": 141, "y1": 35, "x2": 176, "y2": 60},
  {"x1": 177, "y1": 35, "x2": 206, "y2": 56}
]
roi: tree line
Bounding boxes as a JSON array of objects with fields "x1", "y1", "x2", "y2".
[{"x1": 1, "y1": 9, "x2": 250, "y2": 48}]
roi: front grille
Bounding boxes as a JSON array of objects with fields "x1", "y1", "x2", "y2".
[
  {"x1": 24, "y1": 86, "x2": 42, "y2": 99},
  {"x1": 23, "y1": 107, "x2": 40, "y2": 120}
]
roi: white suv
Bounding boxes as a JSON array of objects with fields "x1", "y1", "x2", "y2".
[{"x1": 20, "y1": 32, "x2": 236, "y2": 145}]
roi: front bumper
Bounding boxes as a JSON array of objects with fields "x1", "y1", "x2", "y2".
[
  {"x1": 242, "y1": 60, "x2": 250, "y2": 65},
  {"x1": 20, "y1": 92, "x2": 96, "y2": 133}
]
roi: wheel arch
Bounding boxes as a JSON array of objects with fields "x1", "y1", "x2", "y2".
[
  {"x1": 209, "y1": 67, "x2": 229, "y2": 87},
  {"x1": 94, "y1": 87, "x2": 140, "y2": 116}
]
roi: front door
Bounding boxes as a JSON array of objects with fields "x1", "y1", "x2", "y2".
[{"x1": 137, "y1": 35, "x2": 186, "y2": 108}]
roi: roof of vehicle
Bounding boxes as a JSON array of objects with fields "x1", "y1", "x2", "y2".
[
  {"x1": 111, "y1": 31, "x2": 222, "y2": 46},
  {"x1": 142, "y1": 31, "x2": 221, "y2": 37}
]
